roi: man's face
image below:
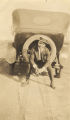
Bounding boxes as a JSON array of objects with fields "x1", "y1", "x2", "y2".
[{"x1": 38, "y1": 43, "x2": 46, "y2": 52}]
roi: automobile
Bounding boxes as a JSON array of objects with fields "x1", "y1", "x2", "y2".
[{"x1": 5, "y1": 9, "x2": 70, "y2": 76}]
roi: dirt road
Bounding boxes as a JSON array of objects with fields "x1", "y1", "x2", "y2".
[{"x1": 0, "y1": 55, "x2": 70, "y2": 120}]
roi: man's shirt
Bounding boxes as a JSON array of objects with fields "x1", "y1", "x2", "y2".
[{"x1": 30, "y1": 47, "x2": 51, "y2": 68}]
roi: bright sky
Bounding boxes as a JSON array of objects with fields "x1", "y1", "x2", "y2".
[{"x1": 0, "y1": 0, "x2": 70, "y2": 40}]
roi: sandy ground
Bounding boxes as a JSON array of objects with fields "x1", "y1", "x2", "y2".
[{"x1": 0, "y1": 42, "x2": 70, "y2": 120}]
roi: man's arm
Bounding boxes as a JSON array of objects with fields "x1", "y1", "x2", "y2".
[{"x1": 30, "y1": 49, "x2": 37, "y2": 69}]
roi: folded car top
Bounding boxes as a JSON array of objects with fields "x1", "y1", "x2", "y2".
[{"x1": 12, "y1": 9, "x2": 70, "y2": 34}]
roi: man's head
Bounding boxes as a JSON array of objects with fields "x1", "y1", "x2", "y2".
[{"x1": 38, "y1": 37, "x2": 46, "y2": 49}]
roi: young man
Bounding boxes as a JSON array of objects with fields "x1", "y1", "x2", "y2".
[{"x1": 30, "y1": 38, "x2": 55, "y2": 89}]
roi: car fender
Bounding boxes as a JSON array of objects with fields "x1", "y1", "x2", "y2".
[{"x1": 5, "y1": 42, "x2": 16, "y2": 64}]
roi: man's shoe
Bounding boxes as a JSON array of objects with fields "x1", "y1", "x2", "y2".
[
  {"x1": 50, "y1": 84, "x2": 55, "y2": 89},
  {"x1": 21, "y1": 79, "x2": 29, "y2": 87}
]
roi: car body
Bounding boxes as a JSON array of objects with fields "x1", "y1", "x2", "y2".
[{"x1": 5, "y1": 9, "x2": 70, "y2": 74}]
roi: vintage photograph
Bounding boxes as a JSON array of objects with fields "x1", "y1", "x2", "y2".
[{"x1": 0, "y1": 0, "x2": 70, "y2": 120}]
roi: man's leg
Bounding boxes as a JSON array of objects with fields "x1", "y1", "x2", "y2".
[
  {"x1": 26, "y1": 63, "x2": 31, "y2": 81},
  {"x1": 47, "y1": 66, "x2": 55, "y2": 89}
]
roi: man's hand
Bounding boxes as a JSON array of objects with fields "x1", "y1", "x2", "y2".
[
  {"x1": 38, "y1": 67, "x2": 47, "y2": 74},
  {"x1": 33, "y1": 64, "x2": 47, "y2": 75},
  {"x1": 33, "y1": 64, "x2": 39, "y2": 75},
  {"x1": 42, "y1": 67, "x2": 47, "y2": 72},
  {"x1": 33, "y1": 64, "x2": 38, "y2": 69}
]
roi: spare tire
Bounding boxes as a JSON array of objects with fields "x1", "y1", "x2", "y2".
[{"x1": 22, "y1": 34, "x2": 56, "y2": 64}]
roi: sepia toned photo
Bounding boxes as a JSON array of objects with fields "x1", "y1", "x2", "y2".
[{"x1": 0, "y1": 0, "x2": 70, "y2": 120}]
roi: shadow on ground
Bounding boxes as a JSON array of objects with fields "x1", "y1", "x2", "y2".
[
  {"x1": 0, "y1": 59, "x2": 51, "y2": 87},
  {"x1": 0, "y1": 59, "x2": 26, "y2": 83}
]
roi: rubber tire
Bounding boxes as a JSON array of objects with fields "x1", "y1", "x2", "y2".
[{"x1": 22, "y1": 34, "x2": 56, "y2": 64}]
